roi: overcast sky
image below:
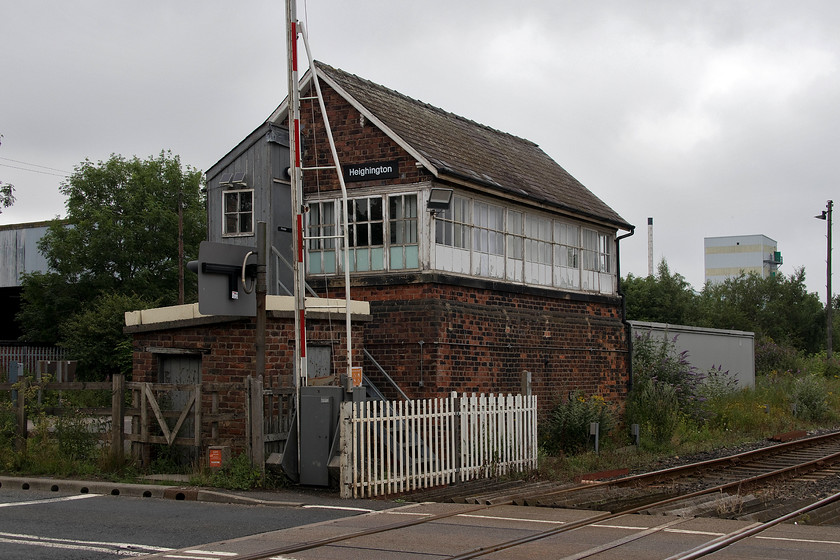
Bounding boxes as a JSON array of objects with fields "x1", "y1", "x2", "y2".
[{"x1": 2, "y1": 1, "x2": 838, "y2": 296}]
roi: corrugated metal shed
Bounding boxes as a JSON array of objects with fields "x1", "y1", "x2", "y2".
[{"x1": 0, "y1": 221, "x2": 52, "y2": 288}]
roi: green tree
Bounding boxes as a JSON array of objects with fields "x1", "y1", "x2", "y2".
[
  {"x1": 60, "y1": 293, "x2": 155, "y2": 381},
  {"x1": 696, "y1": 269, "x2": 823, "y2": 353},
  {"x1": 622, "y1": 259, "x2": 699, "y2": 325},
  {"x1": 0, "y1": 133, "x2": 16, "y2": 214},
  {"x1": 18, "y1": 151, "x2": 205, "y2": 378}
]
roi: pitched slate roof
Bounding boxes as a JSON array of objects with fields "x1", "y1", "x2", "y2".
[{"x1": 276, "y1": 61, "x2": 631, "y2": 230}]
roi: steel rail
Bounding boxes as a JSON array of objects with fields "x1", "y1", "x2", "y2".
[
  {"x1": 229, "y1": 501, "x2": 504, "y2": 560},
  {"x1": 446, "y1": 448, "x2": 840, "y2": 559},
  {"x1": 517, "y1": 429, "x2": 840, "y2": 506},
  {"x1": 215, "y1": 432, "x2": 840, "y2": 560},
  {"x1": 665, "y1": 489, "x2": 840, "y2": 560}
]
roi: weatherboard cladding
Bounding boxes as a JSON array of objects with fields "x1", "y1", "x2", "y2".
[{"x1": 311, "y1": 61, "x2": 630, "y2": 230}]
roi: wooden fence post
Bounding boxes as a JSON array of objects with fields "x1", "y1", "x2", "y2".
[
  {"x1": 111, "y1": 374, "x2": 125, "y2": 463},
  {"x1": 16, "y1": 378, "x2": 27, "y2": 453},
  {"x1": 339, "y1": 400, "x2": 353, "y2": 499}
]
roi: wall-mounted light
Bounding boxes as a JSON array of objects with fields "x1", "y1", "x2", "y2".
[{"x1": 427, "y1": 187, "x2": 453, "y2": 214}]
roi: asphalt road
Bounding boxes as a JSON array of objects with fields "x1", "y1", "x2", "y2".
[{"x1": 0, "y1": 486, "x2": 372, "y2": 559}]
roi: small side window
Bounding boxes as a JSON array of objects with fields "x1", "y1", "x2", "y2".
[{"x1": 223, "y1": 189, "x2": 254, "y2": 236}]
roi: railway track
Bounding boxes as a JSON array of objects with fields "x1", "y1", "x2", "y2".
[
  {"x1": 210, "y1": 430, "x2": 840, "y2": 560},
  {"x1": 405, "y1": 429, "x2": 840, "y2": 519}
]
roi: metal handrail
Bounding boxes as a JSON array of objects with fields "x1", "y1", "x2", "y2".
[{"x1": 362, "y1": 348, "x2": 409, "y2": 402}]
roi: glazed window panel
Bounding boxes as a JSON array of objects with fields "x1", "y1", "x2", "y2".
[
  {"x1": 505, "y1": 210, "x2": 523, "y2": 281},
  {"x1": 554, "y1": 221, "x2": 580, "y2": 289},
  {"x1": 434, "y1": 195, "x2": 471, "y2": 274},
  {"x1": 526, "y1": 216, "x2": 552, "y2": 264},
  {"x1": 348, "y1": 197, "x2": 385, "y2": 272},
  {"x1": 472, "y1": 201, "x2": 505, "y2": 278},
  {"x1": 389, "y1": 194, "x2": 419, "y2": 269},
  {"x1": 307, "y1": 200, "x2": 337, "y2": 274},
  {"x1": 473, "y1": 201, "x2": 504, "y2": 255},
  {"x1": 582, "y1": 229, "x2": 599, "y2": 271},
  {"x1": 435, "y1": 195, "x2": 470, "y2": 249},
  {"x1": 599, "y1": 232, "x2": 612, "y2": 273},
  {"x1": 222, "y1": 189, "x2": 254, "y2": 236}
]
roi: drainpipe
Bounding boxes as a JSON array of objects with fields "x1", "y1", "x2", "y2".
[{"x1": 615, "y1": 226, "x2": 636, "y2": 393}]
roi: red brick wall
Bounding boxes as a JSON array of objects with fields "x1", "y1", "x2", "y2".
[
  {"x1": 130, "y1": 314, "x2": 366, "y2": 455},
  {"x1": 321, "y1": 277, "x2": 630, "y2": 414},
  {"x1": 293, "y1": 81, "x2": 431, "y2": 195}
]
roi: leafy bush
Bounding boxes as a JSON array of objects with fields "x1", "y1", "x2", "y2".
[
  {"x1": 540, "y1": 392, "x2": 615, "y2": 456},
  {"x1": 626, "y1": 379, "x2": 680, "y2": 445},
  {"x1": 0, "y1": 402, "x2": 17, "y2": 459},
  {"x1": 754, "y1": 337, "x2": 803, "y2": 375},
  {"x1": 631, "y1": 333, "x2": 705, "y2": 418},
  {"x1": 698, "y1": 365, "x2": 740, "y2": 402},
  {"x1": 56, "y1": 410, "x2": 104, "y2": 461},
  {"x1": 791, "y1": 375, "x2": 830, "y2": 421}
]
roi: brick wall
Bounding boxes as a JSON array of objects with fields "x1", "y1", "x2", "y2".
[
  {"x1": 130, "y1": 314, "x2": 366, "y2": 455},
  {"x1": 319, "y1": 276, "x2": 630, "y2": 415},
  {"x1": 295, "y1": 81, "x2": 431, "y2": 195}
]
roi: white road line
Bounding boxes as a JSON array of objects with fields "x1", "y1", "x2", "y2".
[
  {"x1": 163, "y1": 552, "x2": 223, "y2": 560},
  {"x1": 184, "y1": 551, "x2": 239, "y2": 557},
  {"x1": 0, "y1": 531, "x2": 172, "y2": 552},
  {"x1": 756, "y1": 535, "x2": 840, "y2": 546},
  {"x1": 0, "y1": 536, "x2": 146, "y2": 556},
  {"x1": 301, "y1": 504, "x2": 375, "y2": 512},
  {"x1": 0, "y1": 493, "x2": 100, "y2": 508},
  {"x1": 458, "y1": 513, "x2": 566, "y2": 525},
  {"x1": 664, "y1": 528, "x2": 727, "y2": 536},
  {"x1": 163, "y1": 555, "x2": 222, "y2": 560}
]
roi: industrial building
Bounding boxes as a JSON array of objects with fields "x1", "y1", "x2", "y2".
[{"x1": 704, "y1": 234, "x2": 782, "y2": 285}]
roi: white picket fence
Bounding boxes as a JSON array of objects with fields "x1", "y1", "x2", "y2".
[{"x1": 339, "y1": 392, "x2": 538, "y2": 499}]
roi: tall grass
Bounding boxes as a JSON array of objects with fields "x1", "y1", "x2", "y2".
[{"x1": 536, "y1": 336, "x2": 840, "y2": 481}]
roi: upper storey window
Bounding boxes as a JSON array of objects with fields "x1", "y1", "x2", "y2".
[
  {"x1": 307, "y1": 193, "x2": 419, "y2": 274},
  {"x1": 222, "y1": 189, "x2": 254, "y2": 237},
  {"x1": 305, "y1": 189, "x2": 616, "y2": 295},
  {"x1": 433, "y1": 195, "x2": 616, "y2": 295}
]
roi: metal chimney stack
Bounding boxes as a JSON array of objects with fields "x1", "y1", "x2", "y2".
[{"x1": 647, "y1": 217, "x2": 654, "y2": 276}]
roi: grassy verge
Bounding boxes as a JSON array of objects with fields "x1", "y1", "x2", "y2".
[{"x1": 535, "y1": 370, "x2": 840, "y2": 483}]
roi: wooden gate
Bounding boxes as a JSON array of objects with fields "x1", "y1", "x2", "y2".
[{"x1": 246, "y1": 376, "x2": 295, "y2": 472}]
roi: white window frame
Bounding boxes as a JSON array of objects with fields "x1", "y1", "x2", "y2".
[
  {"x1": 307, "y1": 200, "x2": 337, "y2": 275},
  {"x1": 388, "y1": 193, "x2": 419, "y2": 270},
  {"x1": 222, "y1": 188, "x2": 254, "y2": 237},
  {"x1": 305, "y1": 193, "x2": 421, "y2": 275}
]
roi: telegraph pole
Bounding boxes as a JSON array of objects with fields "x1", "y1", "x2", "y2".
[
  {"x1": 827, "y1": 200, "x2": 833, "y2": 360},
  {"x1": 816, "y1": 200, "x2": 833, "y2": 359}
]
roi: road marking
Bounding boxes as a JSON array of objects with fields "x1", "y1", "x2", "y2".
[
  {"x1": 756, "y1": 535, "x2": 840, "y2": 546},
  {"x1": 163, "y1": 555, "x2": 226, "y2": 560},
  {"x1": 184, "y1": 551, "x2": 239, "y2": 557},
  {"x1": 664, "y1": 528, "x2": 727, "y2": 536},
  {"x1": 0, "y1": 535, "x2": 154, "y2": 556},
  {"x1": 0, "y1": 532, "x2": 172, "y2": 552},
  {"x1": 302, "y1": 504, "x2": 375, "y2": 512},
  {"x1": 0, "y1": 493, "x2": 100, "y2": 508},
  {"x1": 459, "y1": 513, "x2": 566, "y2": 525}
]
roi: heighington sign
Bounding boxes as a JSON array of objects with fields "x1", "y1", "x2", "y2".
[{"x1": 343, "y1": 160, "x2": 400, "y2": 183}]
